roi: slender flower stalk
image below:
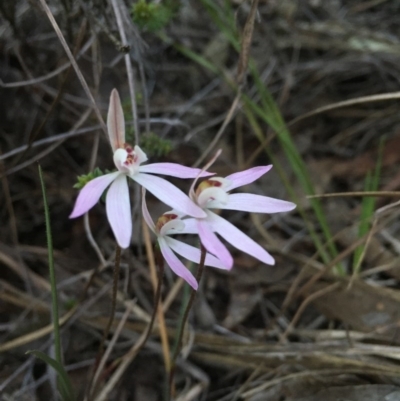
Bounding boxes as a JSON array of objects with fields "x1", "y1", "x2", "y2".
[
  {"x1": 70, "y1": 89, "x2": 211, "y2": 248},
  {"x1": 181, "y1": 162, "x2": 296, "y2": 269},
  {"x1": 142, "y1": 189, "x2": 228, "y2": 290}
]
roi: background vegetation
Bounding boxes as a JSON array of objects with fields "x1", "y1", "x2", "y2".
[{"x1": 2, "y1": 1, "x2": 400, "y2": 400}]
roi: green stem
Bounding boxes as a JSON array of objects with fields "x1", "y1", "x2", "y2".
[{"x1": 38, "y1": 164, "x2": 62, "y2": 366}]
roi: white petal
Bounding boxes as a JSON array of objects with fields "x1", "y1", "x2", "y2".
[
  {"x1": 207, "y1": 211, "x2": 275, "y2": 265},
  {"x1": 158, "y1": 238, "x2": 198, "y2": 290},
  {"x1": 133, "y1": 173, "x2": 206, "y2": 218},
  {"x1": 177, "y1": 218, "x2": 199, "y2": 234},
  {"x1": 70, "y1": 172, "x2": 120, "y2": 218},
  {"x1": 107, "y1": 89, "x2": 125, "y2": 152},
  {"x1": 106, "y1": 175, "x2": 132, "y2": 249},
  {"x1": 165, "y1": 237, "x2": 229, "y2": 270},
  {"x1": 221, "y1": 193, "x2": 296, "y2": 213}
]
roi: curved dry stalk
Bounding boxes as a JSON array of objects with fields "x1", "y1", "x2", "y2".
[
  {"x1": 289, "y1": 91, "x2": 400, "y2": 126},
  {"x1": 37, "y1": 0, "x2": 107, "y2": 136},
  {"x1": 308, "y1": 191, "x2": 400, "y2": 199},
  {"x1": 110, "y1": 0, "x2": 140, "y2": 144}
]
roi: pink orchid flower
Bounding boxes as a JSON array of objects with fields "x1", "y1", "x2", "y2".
[
  {"x1": 142, "y1": 189, "x2": 228, "y2": 290},
  {"x1": 70, "y1": 89, "x2": 210, "y2": 249},
  {"x1": 181, "y1": 165, "x2": 296, "y2": 269}
]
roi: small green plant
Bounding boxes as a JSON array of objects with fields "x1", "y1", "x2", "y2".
[
  {"x1": 132, "y1": 0, "x2": 174, "y2": 32},
  {"x1": 73, "y1": 168, "x2": 104, "y2": 189},
  {"x1": 140, "y1": 132, "x2": 172, "y2": 157}
]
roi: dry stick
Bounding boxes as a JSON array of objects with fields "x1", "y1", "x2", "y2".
[
  {"x1": 86, "y1": 246, "x2": 122, "y2": 400},
  {"x1": 143, "y1": 219, "x2": 171, "y2": 372},
  {"x1": 84, "y1": 214, "x2": 107, "y2": 267},
  {"x1": 0, "y1": 37, "x2": 94, "y2": 88},
  {"x1": 0, "y1": 156, "x2": 34, "y2": 298},
  {"x1": 168, "y1": 245, "x2": 207, "y2": 400},
  {"x1": 193, "y1": 95, "x2": 241, "y2": 168},
  {"x1": 279, "y1": 213, "x2": 396, "y2": 341},
  {"x1": 37, "y1": 0, "x2": 107, "y2": 136},
  {"x1": 291, "y1": 209, "x2": 398, "y2": 309},
  {"x1": 236, "y1": 0, "x2": 259, "y2": 86},
  {"x1": 110, "y1": 0, "x2": 140, "y2": 144},
  {"x1": 308, "y1": 191, "x2": 400, "y2": 199},
  {"x1": 93, "y1": 252, "x2": 165, "y2": 401},
  {"x1": 0, "y1": 125, "x2": 101, "y2": 161},
  {"x1": 89, "y1": 306, "x2": 131, "y2": 399},
  {"x1": 283, "y1": 282, "x2": 341, "y2": 338},
  {"x1": 99, "y1": 246, "x2": 122, "y2": 355},
  {"x1": 2, "y1": 108, "x2": 93, "y2": 179},
  {"x1": 138, "y1": 61, "x2": 151, "y2": 134},
  {"x1": 288, "y1": 91, "x2": 400, "y2": 127}
]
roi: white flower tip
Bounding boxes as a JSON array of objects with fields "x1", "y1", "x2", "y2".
[{"x1": 118, "y1": 239, "x2": 130, "y2": 249}]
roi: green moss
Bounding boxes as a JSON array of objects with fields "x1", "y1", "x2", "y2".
[
  {"x1": 132, "y1": 0, "x2": 174, "y2": 32},
  {"x1": 73, "y1": 167, "x2": 104, "y2": 189},
  {"x1": 140, "y1": 132, "x2": 172, "y2": 157}
]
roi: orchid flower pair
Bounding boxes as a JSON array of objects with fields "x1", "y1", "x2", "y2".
[{"x1": 70, "y1": 89, "x2": 296, "y2": 289}]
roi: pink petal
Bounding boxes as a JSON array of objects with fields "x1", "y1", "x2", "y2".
[
  {"x1": 139, "y1": 163, "x2": 213, "y2": 178},
  {"x1": 133, "y1": 173, "x2": 206, "y2": 218},
  {"x1": 142, "y1": 188, "x2": 156, "y2": 233},
  {"x1": 106, "y1": 174, "x2": 132, "y2": 249},
  {"x1": 224, "y1": 166, "x2": 273, "y2": 192},
  {"x1": 158, "y1": 238, "x2": 198, "y2": 290},
  {"x1": 208, "y1": 211, "x2": 275, "y2": 265},
  {"x1": 107, "y1": 89, "x2": 125, "y2": 152},
  {"x1": 197, "y1": 219, "x2": 233, "y2": 269},
  {"x1": 69, "y1": 172, "x2": 120, "y2": 218},
  {"x1": 165, "y1": 237, "x2": 229, "y2": 270},
  {"x1": 141, "y1": 189, "x2": 155, "y2": 233},
  {"x1": 221, "y1": 193, "x2": 296, "y2": 213}
]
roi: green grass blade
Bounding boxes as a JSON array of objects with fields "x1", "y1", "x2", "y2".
[
  {"x1": 352, "y1": 139, "x2": 384, "y2": 273},
  {"x1": 38, "y1": 164, "x2": 75, "y2": 400},
  {"x1": 27, "y1": 350, "x2": 76, "y2": 401},
  {"x1": 38, "y1": 164, "x2": 62, "y2": 364}
]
